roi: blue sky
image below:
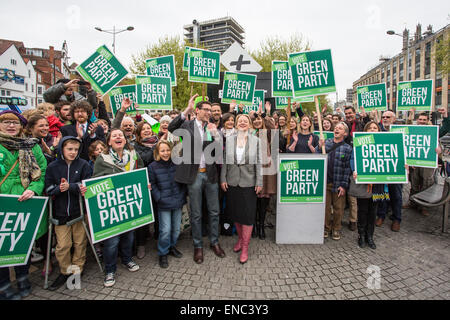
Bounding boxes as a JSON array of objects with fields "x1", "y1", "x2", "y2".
[{"x1": 2, "y1": 0, "x2": 449, "y2": 104}]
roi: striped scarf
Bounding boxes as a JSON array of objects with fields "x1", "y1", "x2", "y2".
[{"x1": 0, "y1": 132, "x2": 41, "y2": 189}]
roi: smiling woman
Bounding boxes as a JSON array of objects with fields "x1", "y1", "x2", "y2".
[
  {"x1": 0, "y1": 110, "x2": 47, "y2": 300},
  {"x1": 92, "y1": 128, "x2": 145, "y2": 288}
]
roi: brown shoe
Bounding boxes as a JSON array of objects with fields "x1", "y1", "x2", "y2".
[
  {"x1": 210, "y1": 244, "x2": 226, "y2": 258},
  {"x1": 391, "y1": 220, "x2": 400, "y2": 232},
  {"x1": 348, "y1": 222, "x2": 357, "y2": 231},
  {"x1": 375, "y1": 217, "x2": 384, "y2": 227},
  {"x1": 193, "y1": 248, "x2": 203, "y2": 264}
]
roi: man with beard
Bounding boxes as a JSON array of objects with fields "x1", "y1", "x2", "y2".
[
  {"x1": 54, "y1": 101, "x2": 72, "y2": 125},
  {"x1": 60, "y1": 100, "x2": 105, "y2": 161}
]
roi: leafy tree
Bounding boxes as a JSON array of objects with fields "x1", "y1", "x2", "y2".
[
  {"x1": 434, "y1": 34, "x2": 450, "y2": 75},
  {"x1": 251, "y1": 33, "x2": 311, "y2": 72},
  {"x1": 129, "y1": 35, "x2": 205, "y2": 111}
]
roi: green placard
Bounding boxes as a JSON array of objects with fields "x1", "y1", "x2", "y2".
[
  {"x1": 188, "y1": 48, "x2": 220, "y2": 84},
  {"x1": 108, "y1": 85, "x2": 137, "y2": 117},
  {"x1": 279, "y1": 158, "x2": 325, "y2": 203},
  {"x1": 242, "y1": 90, "x2": 265, "y2": 114},
  {"x1": 313, "y1": 131, "x2": 334, "y2": 140},
  {"x1": 145, "y1": 55, "x2": 177, "y2": 87},
  {"x1": 288, "y1": 49, "x2": 336, "y2": 98},
  {"x1": 183, "y1": 46, "x2": 192, "y2": 72},
  {"x1": 275, "y1": 96, "x2": 314, "y2": 109},
  {"x1": 83, "y1": 169, "x2": 154, "y2": 243},
  {"x1": 397, "y1": 80, "x2": 433, "y2": 111},
  {"x1": 75, "y1": 45, "x2": 129, "y2": 96},
  {"x1": 135, "y1": 75, "x2": 172, "y2": 110},
  {"x1": 353, "y1": 132, "x2": 407, "y2": 184},
  {"x1": 391, "y1": 125, "x2": 439, "y2": 168},
  {"x1": 221, "y1": 72, "x2": 256, "y2": 105},
  {"x1": 0, "y1": 195, "x2": 48, "y2": 267},
  {"x1": 272, "y1": 61, "x2": 292, "y2": 97},
  {"x1": 357, "y1": 83, "x2": 387, "y2": 111}
]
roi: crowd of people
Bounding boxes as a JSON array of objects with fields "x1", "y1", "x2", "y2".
[{"x1": 0, "y1": 77, "x2": 449, "y2": 300}]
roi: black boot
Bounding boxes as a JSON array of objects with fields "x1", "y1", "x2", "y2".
[
  {"x1": 366, "y1": 233, "x2": 376, "y2": 249},
  {"x1": 258, "y1": 198, "x2": 268, "y2": 240},
  {"x1": 252, "y1": 222, "x2": 258, "y2": 238},
  {"x1": 358, "y1": 233, "x2": 367, "y2": 248}
]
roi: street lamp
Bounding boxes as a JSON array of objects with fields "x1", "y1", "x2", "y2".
[{"x1": 94, "y1": 26, "x2": 134, "y2": 54}]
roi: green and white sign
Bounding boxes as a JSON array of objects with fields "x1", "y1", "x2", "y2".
[
  {"x1": 391, "y1": 125, "x2": 439, "y2": 168},
  {"x1": 135, "y1": 75, "x2": 172, "y2": 110},
  {"x1": 83, "y1": 169, "x2": 154, "y2": 243},
  {"x1": 314, "y1": 131, "x2": 334, "y2": 140},
  {"x1": 242, "y1": 90, "x2": 265, "y2": 114},
  {"x1": 397, "y1": 80, "x2": 433, "y2": 111},
  {"x1": 183, "y1": 46, "x2": 192, "y2": 72},
  {"x1": 357, "y1": 83, "x2": 387, "y2": 111},
  {"x1": 353, "y1": 132, "x2": 407, "y2": 184},
  {"x1": 221, "y1": 72, "x2": 256, "y2": 105},
  {"x1": 145, "y1": 55, "x2": 177, "y2": 87},
  {"x1": 76, "y1": 45, "x2": 128, "y2": 96},
  {"x1": 279, "y1": 158, "x2": 325, "y2": 203},
  {"x1": 108, "y1": 85, "x2": 137, "y2": 117},
  {"x1": 275, "y1": 96, "x2": 314, "y2": 109},
  {"x1": 0, "y1": 195, "x2": 48, "y2": 267},
  {"x1": 288, "y1": 49, "x2": 336, "y2": 98},
  {"x1": 188, "y1": 48, "x2": 220, "y2": 84},
  {"x1": 272, "y1": 61, "x2": 292, "y2": 97}
]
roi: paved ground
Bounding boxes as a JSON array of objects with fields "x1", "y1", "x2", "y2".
[{"x1": 23, "y1": 205, "x2": 450, "y2": 300}]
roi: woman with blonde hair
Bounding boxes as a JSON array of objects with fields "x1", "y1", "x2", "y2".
[{"x1": 221, "y1": 113, "x2": 262, "y2": 264}]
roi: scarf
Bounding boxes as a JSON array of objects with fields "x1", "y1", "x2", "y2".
[
  {"x1": 141, "y1": 136, "x2": 159, "y2": 149},
  {"x1": 0, "y1": 132, "x2": 41, "y2": 189},
  {"x1": 109, "y1": 148, "x2": 131, "y2": 170}
]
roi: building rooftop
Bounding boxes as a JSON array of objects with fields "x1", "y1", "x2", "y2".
[{"x1": 183, "y1": 16, "x2": 245, "y2": 34}]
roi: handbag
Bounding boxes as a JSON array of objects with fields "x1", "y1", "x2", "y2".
[{"x1": 347, "y1": 176, "x2": 372, "y2": 198}]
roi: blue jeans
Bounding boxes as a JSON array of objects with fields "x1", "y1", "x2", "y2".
[
  {"x1": 187, "y1": 172, "x2": 220, "y2": 248},
  {"x1": 102, "y1": 231, "x2": 134, "y2": 273},
  {"x1": 377, "y1": 184, "x2": 403, "y2": 222},
  {"x1": 158, "y1": 208, "x2": 182, "y2": 256},
  {"x1": 0, "y1": 261, "x2": 30, "y2": 290}
]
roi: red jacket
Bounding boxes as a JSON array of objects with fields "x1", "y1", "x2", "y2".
[{"x1": 47, "y1": 115, "x2": 64, "y2": 138}]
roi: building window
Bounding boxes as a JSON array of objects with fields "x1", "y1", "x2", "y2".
[
  {"x1": 10, "y1": 59, "x2": 17, "y2": 66},
  {"x1": 28, "y1": 70, "x2": 31, "y2": 78},
  {"x1": 1, "y1": 90, "x2": 5, "y2": 96},
  {"x1": 436, "y1": 91, "x2": 442, "y2": 107},
  {"x1": 38, "y1": 86, "x2": 43, "y2": 95},
  {"x1": 38, "y1": 74, "x2": 42, "y2": 82},
  {"x1": 38, "y1": 98, "x2": 43, "y2": 104},
  {"x1": 6, "y1": 90, "x2": 10, "y2": 96},
  {"x1": 25, "y1": 83, "x2": 28, "y2": 91},
  {"x1": 31, "y1": 85, "x2": 34, "y2": 93}
]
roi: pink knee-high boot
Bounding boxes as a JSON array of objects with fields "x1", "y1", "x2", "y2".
[
  {"x1": 240, "y1": 225, "x2": 253, "y2": 264},
  {"x1": 234, "y1": 223, "x2": 242, "y2": 253}
]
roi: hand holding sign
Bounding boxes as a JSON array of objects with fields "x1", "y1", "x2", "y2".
[
  {"x1": 18, "y1": 190, "x2": 35, "y2": 202},
  {"x1": 229, "y1": 100, "x2": 237, "y2": 113},
  {"x1": 80, "y1": 185, "x2": 87, "y2": 197},
  {"x1": 265, "y1": 101, "x2": 272, "y2": 115}
]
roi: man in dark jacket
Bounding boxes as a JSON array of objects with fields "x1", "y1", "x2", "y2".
[
  {"x1": 344, "y1": 106, "x2": 370, "y2": 146},
  {"x1": 168, "y1": 94, "x2": 225, "y2": 264},
  {"x1": 43, "y1": 78, "x2": 98, "y2": 109},
  {"x1": 44, "y1": 136, "x2": 92, "y2": 291},
  {"x1": 60, "y1": 100, "x2": 105, "y2": 161}
]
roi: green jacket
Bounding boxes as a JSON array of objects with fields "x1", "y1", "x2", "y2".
[
  {"x1": 0, "y1": 143, "x2": 48, "y2": 238},
  {"x1": 93, "y1": 149, "x2": 144, "y2": 178}
]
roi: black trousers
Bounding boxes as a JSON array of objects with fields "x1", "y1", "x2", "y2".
[{"x1": 356, "y1": 198, "x2": 378, "y2": 237}]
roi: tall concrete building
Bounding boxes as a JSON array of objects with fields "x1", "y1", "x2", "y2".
[
  {"x1": 353, "y1": 23, "x2": 449, "y2": 113},
  {"x1": 183, "y1": 16, "x2": 245, "y2": 53}
]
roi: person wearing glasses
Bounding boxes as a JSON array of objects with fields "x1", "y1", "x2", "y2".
[
  {"x1": 375, "y1": 110, "x2": 403, "y2": 232},
  {"x1": 0, "y1": 110, "x2": 47, "y2": 300},
  {"x1": 168, "y1": 94, "x2": 226, "y2": 264}
]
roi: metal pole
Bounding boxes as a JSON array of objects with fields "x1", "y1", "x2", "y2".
[
  {"x1": 113, "y1": 26, "x2": 116, "y2": 54},
  {"x1": 43, "y1": 199, "x2": 53, "y2": 289}
]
